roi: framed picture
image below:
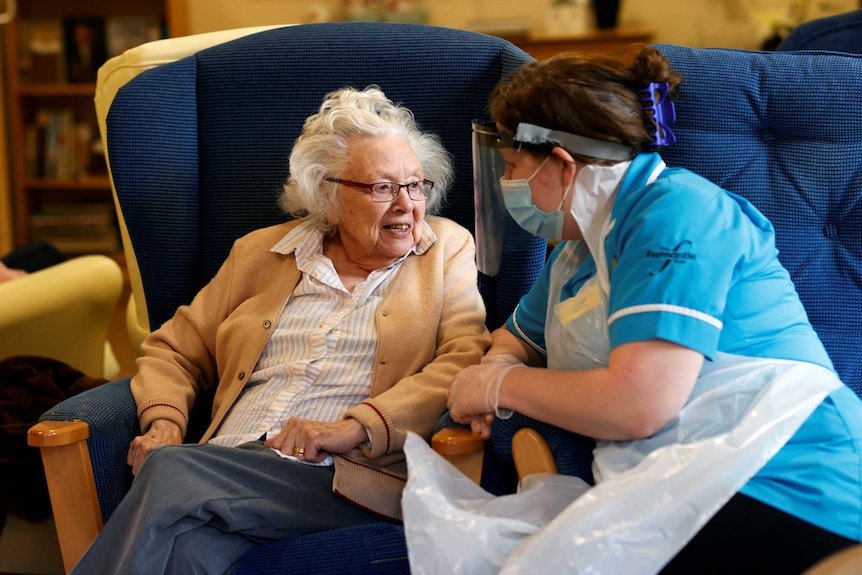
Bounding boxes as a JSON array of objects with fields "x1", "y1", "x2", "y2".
[{"x1": 63, "y1": 17, "x2": 107, "y2": 83}]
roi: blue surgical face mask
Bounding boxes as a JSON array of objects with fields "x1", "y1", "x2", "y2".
[{"x1": 500, "y1": 156, "x2": 571, "y2": 240}]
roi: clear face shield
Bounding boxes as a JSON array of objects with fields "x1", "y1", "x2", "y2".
[
  {"x1": 473, "y1": 120, "x2": 542, "y2": 277},
  {"x1": 473, "y1": 119, "x2": 637, "y2": 275},
  {"x1": 472, "y1": 120, "x2": 510, "y2": 276}
]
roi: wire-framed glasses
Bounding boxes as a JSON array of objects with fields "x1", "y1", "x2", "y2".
[{"x1": 325, "y1": 178, "x2": 433, "y2": 202}]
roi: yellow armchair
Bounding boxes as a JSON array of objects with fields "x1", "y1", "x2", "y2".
[
  {"x1": 0, "y1": 254, "x2": 123, "y2": 575},
  {"x1": 0, "y1": 254, "x2": 123, "y2": 379}
]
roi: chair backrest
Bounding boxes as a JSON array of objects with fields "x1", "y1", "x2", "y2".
[
  {"x1": 777, "y1": 9, "x2": 862, "y2": 53},
  {"x1": 655, "y1": 44, "x2": 862, "y2": 397},
  {"x1": 105, "y1": 23, "x2": 545, "y2": 339}
]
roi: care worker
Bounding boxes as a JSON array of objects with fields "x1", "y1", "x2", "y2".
[{"x1": 446, "y1": 46, "x2": 862, "y2": 573}]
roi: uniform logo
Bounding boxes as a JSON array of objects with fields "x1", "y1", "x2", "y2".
[{"x1": 646, "y1": 240, "x2": 695, "y2": 275}]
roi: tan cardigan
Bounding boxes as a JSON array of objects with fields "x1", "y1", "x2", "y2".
[{"x1": 132, "y1": 215, "x2": 491, "y2": 519}]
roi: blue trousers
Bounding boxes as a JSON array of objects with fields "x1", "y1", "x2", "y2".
[{"x1": 70, "y1": 441, "x2": 390, "y2": 575}]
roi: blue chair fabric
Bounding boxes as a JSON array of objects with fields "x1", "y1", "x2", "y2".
[
  {"x1": 40, "y1": 23, "x2": 543, "y2": 575},
  {"x1": 778, "y1": 9, "x2": 862, "y2": 53}
]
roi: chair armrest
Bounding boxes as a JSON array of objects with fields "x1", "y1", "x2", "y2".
[
  {"x1": 491, "y1": 412, "x2": 596, "y2": 484},
  {"x1": 30, "y1": 377, "x2": 139, "y2": 573},
  {"x1": 0, "y1": 255, "x2": 123, "y2": 378},
  {"x1": 28, "y1": 421, "x2": 102, "y2": 574},
  {"x1": 431, "y1": 427, "x2": 485, "y2": 484},
  {"x1": 430, "y1": 426, "x2": 559, "y2": 484},
  {"x1": 39, "y1": 378, "x2": 139, "y2": 515},
  {"x1": 511, "y1": 428, "x2": 557, "y2": 477}
]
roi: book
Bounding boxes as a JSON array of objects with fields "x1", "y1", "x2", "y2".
[
  {"x1": 42, "y1": 110, "x2": 61, "y2": 178},
  {"x1": 25, "y1": 108, "x2": 100, "y2": 179},
  {"x1": 63, "y1": 17, "x2": 107, "y2": 84},
  {"x1": 74, "y1": 122, "x2": 96, "y2": 178}
]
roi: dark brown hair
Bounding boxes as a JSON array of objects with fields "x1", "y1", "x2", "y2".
[{"x1": 489, "y1": 46, "x2": 683, "y2": 162}]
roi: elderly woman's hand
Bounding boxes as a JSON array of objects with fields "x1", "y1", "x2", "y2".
[
  {"x1": 265, "y1": 418, "x2": 368, "y2": 463},
  {"x1": 127, "y1": 419, "x2": 183, "y2": 475},
  {"x1": 461, "y1": 413, "x2": 495, "y2": 440}
]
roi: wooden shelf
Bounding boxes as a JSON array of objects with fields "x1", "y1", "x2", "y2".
[
  {"x1": 17, "y1": 84, "x2": 97, "y2": 97},
  {"x1": 24, "y1": 177, "x2": 112, "y2": 191},
  {"x1": 3, "y1": 0, "x2": 187, "y2": 255}
]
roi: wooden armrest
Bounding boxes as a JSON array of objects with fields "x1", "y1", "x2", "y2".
[
  {"x1": 28, "y1": 421, "x2": 91, "y2": 447},
  {"x1": 28, "y1": 421, "x2": 104, "y2": 574},
  {"x1": 511, "y1": 428, "x2": 557, "y2": 478},
  {"x1": 431, "y1": 427, "x2": 485, "y2": 484}
]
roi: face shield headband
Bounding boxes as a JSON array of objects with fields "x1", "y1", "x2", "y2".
[{"x1": 512, "y1": 123, "x2": 635, "y2": 161}]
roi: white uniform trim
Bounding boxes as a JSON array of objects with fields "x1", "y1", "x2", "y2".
[{"x1": 608, "y1": 303, "x2": 724, "y2": 330}]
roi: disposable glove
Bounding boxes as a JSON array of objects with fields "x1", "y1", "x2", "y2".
[{"x1": 449, "y1": 354, "x2": 524, "y2": 422}]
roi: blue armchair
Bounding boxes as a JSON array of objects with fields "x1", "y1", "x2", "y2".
[
  {"x1": 27, "y1": 23, "x2": 545, "y2": 575},
  {"x1": 778, "y1": 8, "x2": 862, "y2": 53}
]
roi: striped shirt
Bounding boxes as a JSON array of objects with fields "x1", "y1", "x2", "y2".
[{"x1": 209, "y1": 219, "x2": 434, "y2": 449}]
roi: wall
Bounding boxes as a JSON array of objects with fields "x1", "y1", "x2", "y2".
[{"x1": 186, "y1": 0, "x2": 859, "y2": 50}]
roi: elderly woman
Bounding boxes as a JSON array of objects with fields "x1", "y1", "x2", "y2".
[{"x1": 70, "y1": 86, "x2": 490, "y2": 575}]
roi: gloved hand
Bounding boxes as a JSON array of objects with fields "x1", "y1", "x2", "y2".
[{"x1": 448, "y1": 354, "x2": 524, "y2": 426}]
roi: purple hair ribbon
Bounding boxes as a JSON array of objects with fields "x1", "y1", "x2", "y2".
[{"x1": 637, "y1": 82, "x2": 677, "y2": 147}]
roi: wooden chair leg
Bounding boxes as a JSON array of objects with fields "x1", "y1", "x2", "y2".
[{"x1": 28, "y1": 421, "x2": 103, "y2": 574}]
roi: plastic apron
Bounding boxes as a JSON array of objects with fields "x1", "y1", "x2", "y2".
[{"x1": 499, "y1": 161, "x2": 843, "y2": 574}]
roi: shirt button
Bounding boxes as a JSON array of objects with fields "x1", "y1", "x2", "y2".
[
  {"x1": 263, "y1": 320, "x2": 272, "y2": 329},
  {"x1": 238, "y1": 372, "x2": 246, "y2": 380}
]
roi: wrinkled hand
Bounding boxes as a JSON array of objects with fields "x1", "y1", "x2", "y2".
[
  {"x1": 448, "y1": 354, "x2": 523, "y2": 435},
  {"x1": 265, "y1": 418, "x2": 367, "y2": 464},
  {"x1": 127, "y1": 419, "x2": 182, "y2": 475},
  {"x1": 461, "y1": 413, "x2": 495, "y2": 440}
]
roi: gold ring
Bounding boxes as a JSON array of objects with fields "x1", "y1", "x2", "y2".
[{"x1": 293, "y1": 447, "x2": 305, "y2": 457}]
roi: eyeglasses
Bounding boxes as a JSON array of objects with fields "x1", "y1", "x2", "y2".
[{"x1": 325, "y1": 178, "x2": 433, "y2": 202}]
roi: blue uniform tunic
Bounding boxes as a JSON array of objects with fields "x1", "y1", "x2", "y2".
[{"x1": 506, "y1": 153, "x2": 862, "y2": 540}]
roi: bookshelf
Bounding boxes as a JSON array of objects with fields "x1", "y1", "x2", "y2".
[{"x1": 3, "y1": 0, "x2": 187, "y2": 256}]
